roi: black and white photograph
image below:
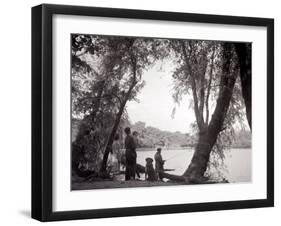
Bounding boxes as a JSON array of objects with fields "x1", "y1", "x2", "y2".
[{"x1": 71, "y1": 34, "x2": 252, "y2": 190}]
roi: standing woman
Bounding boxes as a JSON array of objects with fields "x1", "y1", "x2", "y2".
[{"x1": 112, "y1": 134, "x2": 122, "y2": 172}]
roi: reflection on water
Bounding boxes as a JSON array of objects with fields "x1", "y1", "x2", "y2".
[{"x1": 137, "y1": 148, "x2": 251, "y2": 183}]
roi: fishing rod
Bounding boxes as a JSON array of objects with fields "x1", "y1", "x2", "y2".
[{"x1": 165, "y1": 151, "x2": 187, "y2": 162}]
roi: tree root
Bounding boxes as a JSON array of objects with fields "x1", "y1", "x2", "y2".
[{"x1": 161, "y1": 172, "x2": 226, "y2": 184}]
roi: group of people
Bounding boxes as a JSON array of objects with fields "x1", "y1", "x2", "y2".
[{"x1": 110, "y1": 127, "x2": 165, "y2": 181}]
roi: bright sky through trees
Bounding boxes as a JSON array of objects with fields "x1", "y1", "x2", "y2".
[{"x1": 126, "y1": 62, "x2": 195, "y2": 133}]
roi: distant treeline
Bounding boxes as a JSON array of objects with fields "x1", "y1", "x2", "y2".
[
  {"x1": 72, "y1": 119, "x2": 251, "y2": 150},
  {"x1": 129, "y1": 121, "x2": 251, "y2": 149},
  {"x1": 129, "y1": 121, "x2": 195, "y2": 148}
]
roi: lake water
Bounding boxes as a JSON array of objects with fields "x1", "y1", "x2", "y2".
[{"x1": 137, "y1": 148, "x2": 251, "y2": 183}]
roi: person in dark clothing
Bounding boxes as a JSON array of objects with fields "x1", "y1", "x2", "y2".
[
  {"x1": 154, "y1": 148, "x2": 165, "y2": 180},
  {"x1": 124, "y1": 127, "x2": 137, "y2": 180},
  {"x1": 132, "y1": 131, "x2": 141, "y2": 178}
]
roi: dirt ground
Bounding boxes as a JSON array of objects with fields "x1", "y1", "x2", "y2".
[
  {"x1": 72, "y1": 179, "x2": 187, "y2": 190},
  {"x1": 71, "y1": 173, "x2": 187, "y2": 190}
]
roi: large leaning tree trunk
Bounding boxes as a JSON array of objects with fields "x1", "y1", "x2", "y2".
[
  {"x1": 183, "y1": 43, "x2": 238, "y2": 181},
  {"x1": 100, "y1": 58, "x2": 138, "y2": 172},
  {"x1": 234, "y1": 43, "x2": 252, "y2": 129}
]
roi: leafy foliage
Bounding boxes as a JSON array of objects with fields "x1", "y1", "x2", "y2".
[{"x1": 71, "y1": 35, "x2": 170, "y2": 171}]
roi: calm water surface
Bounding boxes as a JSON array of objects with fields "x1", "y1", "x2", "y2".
[{"x1": 137, "y1": 148, "x2": 251, "y2": 183}]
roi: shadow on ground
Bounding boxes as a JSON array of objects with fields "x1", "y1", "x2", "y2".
[{"x1": 19, "y1": 210, "x2": 30, "y2": 218}]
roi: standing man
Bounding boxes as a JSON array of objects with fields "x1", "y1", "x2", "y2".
[
  {"x1": 124, "y1": 127, "x2": 137, "y2": 180},
  {"x1": 154, "y1": 148, "x2": 165, "y2": 181},
  {"x1": 132, "y1": 131, "x2": 140, "y2": 178}
]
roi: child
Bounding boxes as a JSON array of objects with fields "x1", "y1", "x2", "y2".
[{"x1": 154, "y1": 148, "x2": 165, "y2": 180}]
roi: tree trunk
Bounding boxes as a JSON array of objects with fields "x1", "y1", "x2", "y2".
[
  {"x1": 100, "y1": 81, "x2": 137, "y2": 172},
  {"x1": 183, "y1": 43, "x2": 237, "y2": 180},
  {"x1": 100, "y1": 50, "x2": 138, "y2": 173},
  {"x1": 181, "y1": 41, "x2": 205, "y2": 130},
  {"x1": 205, "y1": 47, "x2": 215, "y2": 125},
  {"x1": 234, "y1": 43, "x2": 252, "y2": 129}
]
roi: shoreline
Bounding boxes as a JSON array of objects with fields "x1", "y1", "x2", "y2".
[{"x1": 135, "y1": 147, "x2": 251, "y2": 151}]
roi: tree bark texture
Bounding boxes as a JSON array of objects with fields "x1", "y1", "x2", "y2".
[
  {"x1": 100, "y1": 61, "x2": 138, "y2": 172},
  {"x1": 183, "y1": 43, "x2": 238, "y2": 180}
]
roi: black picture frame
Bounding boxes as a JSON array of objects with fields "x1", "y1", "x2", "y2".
[{"x1": 32, "y1": 3, "x2": 274, "y2": 222}]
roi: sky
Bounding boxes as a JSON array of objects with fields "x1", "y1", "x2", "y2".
[{"x1": 126, "y1": 62, "x2": 195, "y2": 133}]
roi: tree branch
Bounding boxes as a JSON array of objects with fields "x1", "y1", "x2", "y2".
[
  {"x1": 180, "y1": 41, "x2": 205, "y2": 131},
  {"x1": 205, "y1": 46, "x2": 215, "y2": 125}
]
